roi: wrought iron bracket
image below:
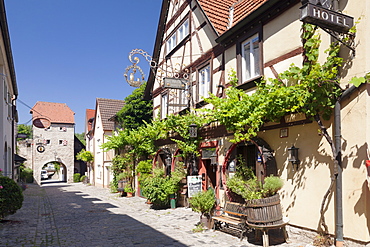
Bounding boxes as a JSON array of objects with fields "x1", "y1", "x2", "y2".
[{"x1": 320, "y1": 27, "x2": 356, "y2": 57}]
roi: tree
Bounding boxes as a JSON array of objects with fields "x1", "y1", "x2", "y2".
[
  {"x1": 17, "y1": 124, "x2": 32, "y2": 139},
  {"x1": 76, "y1": 149, "x2": 94, "y2": 164},
  {"x1": 75, "y1": 132, "x2": 86, "y2": 146},
  {"x1": 115, "y1": 83, "x2": 153, "y2": 130}
]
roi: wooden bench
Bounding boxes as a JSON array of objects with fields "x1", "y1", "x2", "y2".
[
  {"x1": 212, "y1": 202, "x2": 249, "y2": 240},
  {"x1": 117, "y1": 180, "x2": 127, "y2": 196}
]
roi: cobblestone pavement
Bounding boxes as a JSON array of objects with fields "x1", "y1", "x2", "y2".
[{"x1": 0, "y1": 182, "x2": 363, "y2": 247}]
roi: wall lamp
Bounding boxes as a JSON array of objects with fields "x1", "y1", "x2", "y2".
[{"x1": 288, "y1": 145, "x2": 300, "y2": 170}]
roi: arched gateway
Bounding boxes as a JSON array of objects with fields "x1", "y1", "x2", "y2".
[{"x1": 31, "y1": 102, "x2": 76, "y2": 184}]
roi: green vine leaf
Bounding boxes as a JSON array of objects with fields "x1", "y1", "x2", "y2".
[{"x1": 350, "y1": 76, "x2": 366, "y2": 87}]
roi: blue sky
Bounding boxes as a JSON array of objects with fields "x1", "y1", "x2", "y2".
[{"x1": 5, "y1": 0, "x2": 162, "y2": 133}]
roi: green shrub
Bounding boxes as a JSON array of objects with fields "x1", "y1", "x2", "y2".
[
  {"x1": 20, "y1": 167, "x2": 34, "y2": 183},
  {"x1": 73, "y1": 173, "x2": 81, "y2": 183},
  {"x1": 189, "y1": 189, "x2": 216, "y2": 216},
  {"x1": 226, "y1": 175, "x2": 262, "y2": 200},
  {"x1": 140, "y1": 167, "x2": 185, "y2": 208},
  {"x1": 226, "y1": 174, "x2": 284, "y2": 201},
  {"x1": 262, "y1": 175, "x2": 284, "y2": 197},
  {"x1": 79, "y1": 175, "x2": 87, "y2": 182},
  {"x1": 0, "y1": 176, "x2": 24, "y2": 219},
  {"x1": 136, "y1": 160, "x2": 153, "y2": 184}
]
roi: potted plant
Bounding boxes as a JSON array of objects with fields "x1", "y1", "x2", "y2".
[
  {"x1": 189, "y1": 189, "x2": 216, "y2": 229},
  {"x1": 124, "y1": 184, "x2": 135, "y2": 197},
  {"x1": 226, "y1": 172, "x2": 284, "y2": 226}
]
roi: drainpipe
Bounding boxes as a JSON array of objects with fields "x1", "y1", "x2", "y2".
[
  {"x1": 335, "y1": 84, "x2": 357, "y2": 247},
  {"x1": 11, "y1": 96, "x2": 17, "y2": 180},
  {"x1": 332, "y1": 1, "x2": 342, "y2": 245}
]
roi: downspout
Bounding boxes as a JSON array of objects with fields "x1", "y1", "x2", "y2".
[
  {"x1": 11, "y1": 95, "x2": 17, "y2": 180},
  {"x1": 335, "y1": 84, "x2": 358, "y2": 247},
  {"x1": 332, "y1": 1, "x2": 342, "y2": 246}
]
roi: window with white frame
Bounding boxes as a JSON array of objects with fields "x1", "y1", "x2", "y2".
[
  {"x1": 241, "y1": 34, "x2": 260, "y2": 82},
  {"x1": 161, "y1": 93, "x2": 168, "y2": 119},
  {"x1": 166, "y1": 19, "x2": 189, "y2": 54},
  {"x1": 198, "y1": 65, "x2": 210, "y2": 100}
]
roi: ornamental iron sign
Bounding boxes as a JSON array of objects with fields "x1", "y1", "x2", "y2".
[
  {"x1": 300, "y1": 3, "x2": 354, "y2": 33},
  {"x1": 163, "y1": 77, "x2": 187, "y2": 89}
]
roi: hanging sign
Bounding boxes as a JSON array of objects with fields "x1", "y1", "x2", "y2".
[
  {"x1": 163, "y1": 78, "x2": 186, "y2": 89},
  {"x1": 187, "y1": 175, "x2": 202, "y2": 197},
  {"x1": 33, "y1": 117, "x2": 51, "y2": 129},
  {"x1": 300, "y1": 3, "x2": 354, "y2": 33}
]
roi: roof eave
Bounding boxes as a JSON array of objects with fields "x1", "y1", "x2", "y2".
[
  {"x1": 216, "y1": 0, "x2": 300, "y2": 45},
  {"x1": 144, "y1": 0, "x2": 170, "y2": 101},
  {"x1": 0, "y1": 0, "x2": 17, "y2": 96}
]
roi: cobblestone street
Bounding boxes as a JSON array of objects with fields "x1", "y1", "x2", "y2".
[{"x1": 0, "y1": 182, "x2": 361, "y2": 247}]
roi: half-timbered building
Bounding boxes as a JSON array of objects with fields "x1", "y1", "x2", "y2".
[{"x1": 145, "y1": 0, "x2": 370, "y2": 243}]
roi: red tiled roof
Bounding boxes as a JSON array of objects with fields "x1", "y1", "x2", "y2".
[
  {"x1": 85, "y1": 109, "x2": 95, "y2": 132},
  {"x1": 197, "y1": 0, "x2": 268, "y2": 35},
  {"x1": 232, "y1": 0, "x2": 267, "y2": 26},
  {"x1": 96, "y1": 98, "x2": 125, "y2": 131},
  {"x1": 31, "y1": 101, "x2": 75, "y2": 124}
]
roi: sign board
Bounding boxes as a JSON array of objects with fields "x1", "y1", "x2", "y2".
[
  {"x1": 33, "y1": 117, "x2": 51, "y2": 129},
  {"x1": 300, "y1": 3, "x2": 354, "y2": 33},
  {"x1": 187, "y1": 175, "x2": 202, "y2": 197},
  {"x1": 163, "y1": 77, "x2": 186, "y2": 89},
  {"x1": 16, "y1": 133, "x2": 28, "y2": 139}
]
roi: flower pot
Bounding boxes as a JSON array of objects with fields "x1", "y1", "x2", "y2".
[
  {"x1": 200, "y1": 214, "x2": 213, "y2": 229},
  {"x1": 126, "y1": 192, "x2": 133, "y2": 197},
  {"x1": 170, "y1": 193, "x2": 176, "y2": 209}
]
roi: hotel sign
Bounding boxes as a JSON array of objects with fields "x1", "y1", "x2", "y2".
[{"x1": 300, "y1": 3, "x2": 354, "y2": 33}]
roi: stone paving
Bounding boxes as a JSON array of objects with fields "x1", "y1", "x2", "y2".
[{"x1": 0, "y1": 182, "x2": 363, "y2": 247}]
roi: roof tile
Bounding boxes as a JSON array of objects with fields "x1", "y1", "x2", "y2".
[
  {"x1": 197, "y1": 0, "x2": 268, "y2": 35},
  {"x1": 96, "y1": 98, "x2": 125, "y2": 131},
  {"x1": 31, "y1": 101, "x2": 75, "y2": 124}
]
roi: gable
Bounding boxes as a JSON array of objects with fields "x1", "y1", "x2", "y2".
[{"x1": 96, "y1": 98, "x2": 125, "y2": 131}]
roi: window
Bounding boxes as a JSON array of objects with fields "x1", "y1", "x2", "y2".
[
  {"x1": 198, "y1": 65, "x2": 210, "y2": 100},
  {"x1": 241, "y1": 34, "x2": 260, "y2": 82},
  {"x1": 161, "y1": 93, "x2": 168, "y2": 119},
  {"x1": 59, "y1": 127, "x2": 67, "y2": 132},
  {"x1": 166, "y1": 19, "x2": 189, "y2": 54},
  {"x1": 59, "y1": 140, "x2": 68, "y2": 146}
]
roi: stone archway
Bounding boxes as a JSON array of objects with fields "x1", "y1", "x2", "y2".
[{"x1": 40, "y1": 161, "x2": 67, "y2": 183}]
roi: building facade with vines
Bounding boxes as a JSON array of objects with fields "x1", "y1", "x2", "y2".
[{"x1": 144, "y1": 0, "x2": 369, "y2": 243}]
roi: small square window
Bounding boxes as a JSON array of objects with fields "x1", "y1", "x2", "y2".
[{"x1": 59, "y1": 140, "x2": 68, "y2": 146}]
